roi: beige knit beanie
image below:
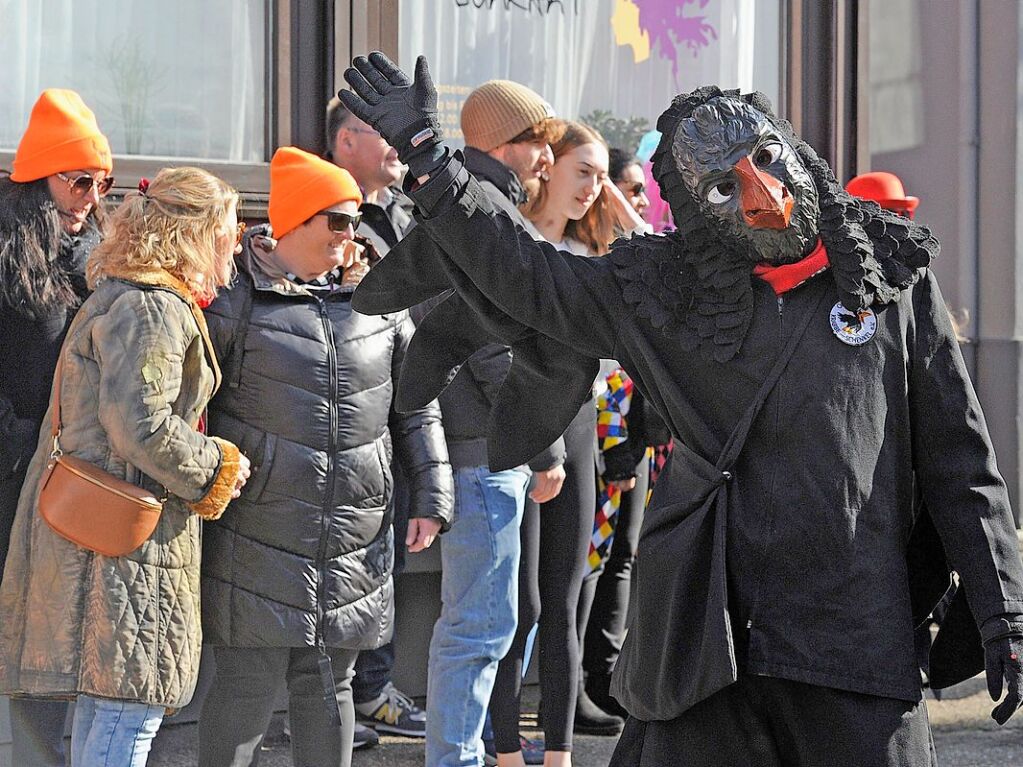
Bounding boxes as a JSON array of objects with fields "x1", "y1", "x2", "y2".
[{"x1": 461, "y1": 80, "x2": 555, "y2": 152}]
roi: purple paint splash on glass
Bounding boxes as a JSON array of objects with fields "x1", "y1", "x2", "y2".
[{"x1": 634, "y1": 0, "x2": 718, "y2": 83}]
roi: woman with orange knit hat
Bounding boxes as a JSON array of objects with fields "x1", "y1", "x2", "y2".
[
  {"x1": 197, "y1": 147, "x2": 452, "y2": 767},
  {"x1": 0, "y1": 88, "x2": 114, "y2": 767}
]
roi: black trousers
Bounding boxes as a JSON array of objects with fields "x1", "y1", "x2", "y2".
[
  {"x1": 199, "y1": 645, "x2": 360, "y2": 767},
  {"x1": 609, "y1": 676, "x2": 936, "y2": 767},
  {"x1": 581, "y1": 455, "x2": 650, "y2": 678},
  {"x1": 490, "y1": 402, "x2": 597, "y2": 753}
]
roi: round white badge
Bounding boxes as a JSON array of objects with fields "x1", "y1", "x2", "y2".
[{"x1": 829, "y1": 302, "x2": 877, "y2": 346}]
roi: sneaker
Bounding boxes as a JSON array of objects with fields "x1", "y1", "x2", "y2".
[
  {"x1": 355, "y1": 682, "x2": 427, "y2": 737},
  {"x1": 353, "y1": 722, "x2": 380, "y2": 750},
  {"x1": 281, "y1": 720, "x2": 379, "y2": 750},
  {"x1": 483, "y1": 735, "x2": 545, "y2": 765}
]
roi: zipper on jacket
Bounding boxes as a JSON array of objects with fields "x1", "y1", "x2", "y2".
[
  {"x1": 746, "y1": 292, "x2": 787, "y2": 635},
  {"x1": 315, "y1": 299, "x2": 339, "y2": 650}
]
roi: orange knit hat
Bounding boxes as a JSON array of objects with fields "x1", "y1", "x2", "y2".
[
  {"x1": 268, "y1": 147, "x2": 363, "y2": 239},
  {"x1": 11, "y1": 89, "x2": 112, "y2": 182}
]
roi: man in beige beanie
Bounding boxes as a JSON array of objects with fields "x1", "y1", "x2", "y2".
[
  {"x1": 459, "y1": 79, "x2": 556, "y2": 240},
  {"x1": 411, "y1": 79, "x2": 568, "y2": 767}
]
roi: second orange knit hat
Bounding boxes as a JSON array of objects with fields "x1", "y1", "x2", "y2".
[
  {"x1": 11, "y1": 89, "x2": 112, "y2": 182},
  {"x1": 269, "y1": 147, "x2": 363, "y2": 239}
]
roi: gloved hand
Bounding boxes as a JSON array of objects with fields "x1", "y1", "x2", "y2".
[
  {"x1": 984, "y1": 633, "x2": 1023, "y2": 724},
  {"x1": 339, "y1": 52, "x2": 446, "y2": 178}
]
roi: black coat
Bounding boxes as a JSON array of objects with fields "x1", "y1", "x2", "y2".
[
  {"x1": 0, "y1": 226, "x2": 97, "y2": 573},
  {"x1": 201, "y1": 241, "x2": 453, "y2": 650},
  {"x1": 353, "y1": 154, "x2": 1023, "y2": 719}
]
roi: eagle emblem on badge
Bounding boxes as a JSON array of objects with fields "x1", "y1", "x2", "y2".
[{"x1": 829, "y1": 302, "x2": 877, "y2": 346}]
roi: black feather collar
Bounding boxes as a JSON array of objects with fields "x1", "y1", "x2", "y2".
[{"x1": 610, "y1": 195, "x2": 938, "y2": 364}]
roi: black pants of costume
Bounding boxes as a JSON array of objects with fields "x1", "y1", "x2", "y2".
[
  {"x1": 609, "y1": 676, "x2": 936, "y2": 767},
  {"x1": 580, "y1": 456, "x2": 650, "y2": 678},
  {"x1": 198, "y1": 645, "x2": 360, "y2": 767},
  {"x1": 490, "y1": 402, "x2": 596, "y2": 753}
]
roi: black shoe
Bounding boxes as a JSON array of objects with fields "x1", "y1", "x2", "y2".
[
  {"x1": 574, "y1": 687, "x2": 624, "y2": 736},
  {"x1": 585, "y1": 672, "x2": 629, "y2": 719}
]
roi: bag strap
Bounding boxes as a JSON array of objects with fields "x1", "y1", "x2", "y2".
[
  {"x1": 716, "y1": 285, "x2": 830, "y2": 472},
  {"x1": 48, "y1": 309, "x2": 89, "y2": 448},
  {"x1": 49, "y1": 354, "x2": 63, "y2": 443}
]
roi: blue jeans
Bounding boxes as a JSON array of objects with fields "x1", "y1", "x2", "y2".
[
  {"x1": 70, "y1": 694, "x2": 164, "y2": 767},
  {"x1": 426, "y1": 466, "x2": 529, "y2": 767}
]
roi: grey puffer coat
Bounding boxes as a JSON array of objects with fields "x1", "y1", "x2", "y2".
[
  {"x1": 0, "y1": 268, "x2": 240, "y2": 709},
  {"x1": 200, "y1": 236, "x2": 452, "y2": 650}
]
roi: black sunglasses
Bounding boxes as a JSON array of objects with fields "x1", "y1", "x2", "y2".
[
  {"x1": 317, "y1": 210, "x2": 362, "y2": 232},
  {"x1": 625, "y1": 181, "x2": 646, "y2": 196},
  {"x1": 56, "y1": 171, "x2": 115, "y2": 198}
]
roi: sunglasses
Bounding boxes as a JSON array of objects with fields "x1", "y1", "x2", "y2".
[
  {"x1": 317, "y1": 211, "x2": 362, "y2": 233},
  {"x1": 56, "y1": 171, "x2": 115, "y2": 198},
  {"x1": 625, "y1": 181, "x2": 646, "y2": 197}
]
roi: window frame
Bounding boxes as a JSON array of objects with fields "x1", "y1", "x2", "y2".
[{"x1": 0, "y1": 0, "x2": 287, "y2": 217}]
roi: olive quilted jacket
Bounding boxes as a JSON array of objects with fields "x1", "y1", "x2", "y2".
[{"x1": 0, "y1": 267, "x2": 240, "y2": 709}]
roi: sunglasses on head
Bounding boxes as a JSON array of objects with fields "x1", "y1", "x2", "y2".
[
  {"x1": 317, "y1": 210, "x2": 362, "y2": 233},
  {"x1": 56, "y1": 171, "x2": 114, "y2": 198}
]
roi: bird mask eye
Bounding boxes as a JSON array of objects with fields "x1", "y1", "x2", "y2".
[
  {"x1": 753, "y1": 142, "x2": 783, "y2": 168},
  {"x1": 707, "y1": 180, "x2": 736, "y2": 204}
]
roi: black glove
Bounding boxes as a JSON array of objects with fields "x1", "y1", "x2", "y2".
[
  {"x1": 984, "y1": 633, "x2": 1023, "y2": 724},
  {"x1": 340, "y1": 52, "x2": 446, "y2": 178}
]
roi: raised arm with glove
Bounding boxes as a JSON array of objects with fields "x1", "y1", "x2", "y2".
[{"x1": 340, "y1": 53, "x2": 448, "y2": 180}]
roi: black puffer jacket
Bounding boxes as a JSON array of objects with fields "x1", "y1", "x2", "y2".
[{"x1": 201, "y1": 232, "x2": 452, "y2": 650}]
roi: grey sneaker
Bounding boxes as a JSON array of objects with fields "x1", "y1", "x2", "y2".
[{"x1": 355, "y1": 682, "x2": 427, "y2": 737}]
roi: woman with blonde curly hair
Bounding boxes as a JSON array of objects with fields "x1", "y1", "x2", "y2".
[{"x1": 0, "y1": 165, "x2": 251, "y2": 767}]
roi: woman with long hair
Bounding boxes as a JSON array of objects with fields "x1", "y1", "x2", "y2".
[
  {"x1": 487, "y1": 120, "x2": 642, "y2": 767},
  {"x1": 0, "y1": 88, "x2": 112, "y2": 767},
  {"x1": 0, "y1": 165, "x2": 250, "y2": 767}
]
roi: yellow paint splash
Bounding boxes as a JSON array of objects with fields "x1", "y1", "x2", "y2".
[{"x1": 611, "y1": 0, "x2": 651, "y2": 63}]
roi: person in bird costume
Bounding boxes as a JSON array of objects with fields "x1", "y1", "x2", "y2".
[{"x1": 339, "y1": 53, "x2": 1023, "y2": 766}]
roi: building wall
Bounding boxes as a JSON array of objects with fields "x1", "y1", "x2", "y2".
[{"x1": 868, "y1": 0, "x2": 1023, "y2": 523}]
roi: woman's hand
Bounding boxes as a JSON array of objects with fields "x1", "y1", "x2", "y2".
[
  {"x1": 530, "y1": 465, "x2": 566, "y2": 503},
  {"x1": 607, "y1": 477, "x2": 638, "y2": 493},
  {"x1": 232, "y1": 453, "x2": 252, "y2": 499},
  {"x1": 603, "y1": 178, "x2": 651, "y2": 235}
]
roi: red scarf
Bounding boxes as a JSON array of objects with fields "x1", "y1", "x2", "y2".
[{"x1": 752, "y1": 240, "x2": 829, "y2": 296}]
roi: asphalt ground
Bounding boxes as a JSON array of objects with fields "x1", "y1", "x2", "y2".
[{"x1": 147, "y1": 683, "x2": 1023, "y2": 767}]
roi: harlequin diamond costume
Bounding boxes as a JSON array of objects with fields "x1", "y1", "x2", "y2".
[{"x1": 341, "y1": 53, "x2": 1023, "y2": 765}]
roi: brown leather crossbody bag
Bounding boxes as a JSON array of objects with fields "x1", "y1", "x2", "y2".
[{"x1": 37, "y1": 354, "x2": 163, "y2": 557}]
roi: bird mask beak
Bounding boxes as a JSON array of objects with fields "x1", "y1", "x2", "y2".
[{"x1": 734, "y1": 156, "x2": 793, "y2": 230}]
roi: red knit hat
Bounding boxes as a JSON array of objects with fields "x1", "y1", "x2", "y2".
[
  {"x1": 11, "y1": 89, "x2": 112, "y2": 182},
  {"x1": 845, "y1": 172, "x2": 919, "y2": 213},
  {"x1": 268, "y1": 147, "x2": 363, "y2": 239}
]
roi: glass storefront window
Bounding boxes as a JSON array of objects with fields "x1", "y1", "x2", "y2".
[
  {"x1": 0, "y1": 0, "x2": 270, "y2": 163},
  {"x1": 399, "y1": 0, "x2": 782, "y2": 153}
]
